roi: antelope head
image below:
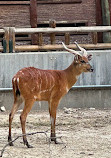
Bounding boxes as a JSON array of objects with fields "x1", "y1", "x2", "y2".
[{"x1": 62, "y1": 42, "x2": 93, "y2": 73}]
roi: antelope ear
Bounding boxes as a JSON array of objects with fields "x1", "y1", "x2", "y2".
[
  {"x1": 88, "y1": 54, "x2": 93, "y2": 61},
  {"x1": 78, "y1": 55, "x2": 83, "y2": 60},
  {"x1": 74, "y1": 55, "x2": 82, "y2": 62},
  {"x1": 74, "y1": 55, "x2": 79, "y2": 63}
]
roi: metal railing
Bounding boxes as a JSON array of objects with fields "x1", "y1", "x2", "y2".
[{"x1": 0, "y1": 85, "x2": 111, "y2": 92}]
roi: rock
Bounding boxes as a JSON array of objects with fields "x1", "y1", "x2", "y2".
[
  {"x1": 17, "y1": 109, "x2": 23, "y2": 113},
  {"x1": 63, "y1": 107, "x2": 74, "y2": 114},
  {"x1": 80, "y1": 152, "x2": 85, "y2": 154},
  {"x1": 88, "y1": 153, "x2": 94, "y2": 156},
  {"x1": 0, "y1": 106, "x2": 6, "y2": 112},
  {"x1": 89, "y1": 107, "x2": 95, "y2": 110}
]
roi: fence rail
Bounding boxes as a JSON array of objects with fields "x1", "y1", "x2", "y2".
[
  {"x1": 0, "y1": 26, "x2": 111, "y2": 53},
  {"x1": 15, "y1": 26, "x2": 111, "y2": 34}
]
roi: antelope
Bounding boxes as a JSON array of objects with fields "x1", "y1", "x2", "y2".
[{"x1": 8, "y1": 42, "x2": 93, "y2": 148}]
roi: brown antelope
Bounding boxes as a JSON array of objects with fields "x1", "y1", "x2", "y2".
[{"x1": 8, "y1": 42, "x2": 93, "y2": 148}]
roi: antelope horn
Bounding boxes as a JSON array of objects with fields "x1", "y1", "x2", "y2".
[
  {"x1": 74, "y1": 41, "x2": 89, "y2": 62},
  {"x1": 74, "y1": 41, "x2": 87, "y2": 57},
  {"x1": 62, "y1": 42, "x2": 82, "y2": 57}
]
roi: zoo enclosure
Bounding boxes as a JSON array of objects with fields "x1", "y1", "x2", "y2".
[{"x1": 0, "y1": 26, "x2": 111, "y2": 53}]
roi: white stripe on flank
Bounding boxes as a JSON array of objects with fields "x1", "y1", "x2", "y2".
[{"x1": 17, "y1": 78, "x2": 19, "y2": 83}]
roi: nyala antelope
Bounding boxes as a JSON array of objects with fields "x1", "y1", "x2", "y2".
[{"x1": 8, "y1": 42, "x2": 93, "y2": 148}]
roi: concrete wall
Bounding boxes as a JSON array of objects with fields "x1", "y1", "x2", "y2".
[
  {"x1": 0, "y1": 50, "x2": 111, "y2": 88},
  {"x1": 0, "y1": 88, "x2": 111, "y2": 110},
  {"x1": 0, "y1": 50, "x2": 111, "y2": 110}
]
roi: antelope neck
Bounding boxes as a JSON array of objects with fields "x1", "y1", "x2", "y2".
[{"x1": 64, "y1": 62, "x2": 81, "y2": 89}]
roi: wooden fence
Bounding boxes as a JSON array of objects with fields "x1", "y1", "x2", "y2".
[
  {"x1": 0, "y1": 28, "x2": 6, "y2": 53},
  {"x1": 0, "y1": 26, "x2": 111, "y2": 53}
]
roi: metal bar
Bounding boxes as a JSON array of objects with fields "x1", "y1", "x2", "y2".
[
  {"x1": 0, "y1": 88, "x2": 13, "y2": 91},
  {"x1": 72, "y1": 85, "x2": 111, "y2": 89},
  {"x1": 0, "y1": 85, "x2": 111, "y2": 91}
]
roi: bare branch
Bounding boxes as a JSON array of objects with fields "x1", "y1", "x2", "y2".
[{"x1": 0, "y1": 130, "x2": 66, "y2": 157}]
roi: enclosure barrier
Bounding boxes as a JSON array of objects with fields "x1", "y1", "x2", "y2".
[
  {"x1": 9, "y1": 26, "x2": 111, "y2": 52},
  {"x1": 1, "y1": 85, "x2": 111, "y2": 92},
  {"x1": 0, "y1": 26, "x2": 111, "y2": 53},
  {"x1": 0, "y1": 28, "x2": 7, "y2": 53}
]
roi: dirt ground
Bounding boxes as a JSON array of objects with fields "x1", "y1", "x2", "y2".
[{"x1": 0, "y1": 108, "x2": 111, "y2": 158}]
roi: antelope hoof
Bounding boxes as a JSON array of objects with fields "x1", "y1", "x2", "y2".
[
  {"x1": 55, "y1": 140, "x2": 63, "y2": 144},
  {"x1": 26, "y1": 144, "x2": 33, "y2": 148},
  {"x1": 51, "y1": 137, "x2": 59, "y2": 144},
  {"x1": 51, "y1": 139, "x2": 62, "y2": 144},
  {"x1": 9, "y1": 142, "x2": 14, "y2": 146},
  {"x1": 51, "y1": 137, "x2": 63, "y2": 144},
  {"x1": 8, "y1": 136, "x2": 14, "y2": 146},
  {"x1": 24, "y1": 140, "x2": 33, "y2": 148}
]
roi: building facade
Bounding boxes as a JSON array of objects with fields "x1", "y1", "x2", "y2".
[{"x1": 0, "y1": 0, "x2": 111, "y2": 44}]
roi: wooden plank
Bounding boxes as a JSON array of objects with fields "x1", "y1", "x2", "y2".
[
  {"x1": 0, "y1": 46, "x2": 3, "y2": 52},
  {"x1": 9, "y1": 27, "x2": 15, "y2": 53},
  {"x1": 0, "y1": 29, "x2": 5, "y2": 34},
  {"x1": 0, "y1": 1, "x2": 30, "y2": 5},
  {"x1": 95, "y1": 0, "x2": 103, "y2": 43},
  {"x1": 38, "y1": 0, "x2": 82, "y2": 4},
  {"x1": 15, "y1": 36, "x2": 31, "y2": 41},
  {"x1": 30, "y1": 0, "x2": 38, "y2": 45},
  {"x1": 3, "y1": 27, "x2": 9, "y2": 53},
  {"x1": 15, "y1": 43, "x2": 111, "y2": 52},
  {"x1": 15, "y1": 26, "x2": 111, "y2": 34},
  {"x1": 109, "y1": 0, "x2": 111, "y2": 25}
]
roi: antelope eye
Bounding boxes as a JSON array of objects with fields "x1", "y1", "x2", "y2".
[{"x1": 81, "y1": 60, "x2": 86, "y2": 63}]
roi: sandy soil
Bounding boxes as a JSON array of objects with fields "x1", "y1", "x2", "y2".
[{"x1": 0, "y1": 108, "x2": 111, "y2": 158}]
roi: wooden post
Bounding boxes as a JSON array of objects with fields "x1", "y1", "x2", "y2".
[
  {"x1": 30, "y1": 0, "x2": 38, "y2": 45},
  {"x1": 65, "y1": 33, "x2": 70, "y2": 45},
  {"x1": 101, "y1": 0, "x2": 111, "y2": 42},
  {"x1": 92, "y1": 32, "x2": 98, "y2": 44},
  {"x1": 49, "y1": 20, "x2": 56, "y2": 44},
  {"x1": 95, "y1": 0, "x2": 103, "y2": 43},
  {"x1": 3, "y1": 27, "x2": 9, "y2": 53},
  {"x1": 39, "y1": 33, "x2": 43, "y2": 46},
  {"x1": 9, "y1": 27, "x2": 15, "y2": 53}
]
